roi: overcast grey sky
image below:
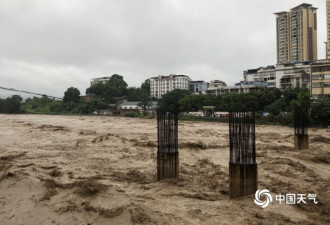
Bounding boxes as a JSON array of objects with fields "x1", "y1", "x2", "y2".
[{"x1": 0, "y1": 0, "x2": 327, "y2": 98}]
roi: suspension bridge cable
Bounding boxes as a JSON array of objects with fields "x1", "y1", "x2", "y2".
[{"x1": 0, "y1": 86, "x2": 63, "y2": 99}]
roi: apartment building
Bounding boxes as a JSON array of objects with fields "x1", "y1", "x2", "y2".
[
  {"x1": 149, "y1": 74, "x2": 191, "y2": 98},
  {"x1": 311, "y1": 59, "x2": 330, "y2": 99},
  {"x1": 276, "y1": 62, "x2": 311, "y2": 89},
  {"x1": 90, "y1": 76, "x2": 111, "y2": 86},
  {"x1": 243, "y1": 66, "x2": 276, "y2": 88},
  {"x1": 208, "y1": 80, "x2": 227, "y2": 89},
  {"x1": 244, "y1": 62, "x2": 311, "y2": 89},
  {"x1": 275, "y1": 3, "x2": 317, "y2": 63},
  {"x1": 189, "y1": 81, "x2": 209, "y2": 94},
  {"x1": 206, "y1": 81, "x2": 266, "y2": 96}
]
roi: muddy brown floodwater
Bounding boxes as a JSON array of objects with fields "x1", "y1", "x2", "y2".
[{"x1": 0, "y1": 114, "x2": 329, "y2": 225}]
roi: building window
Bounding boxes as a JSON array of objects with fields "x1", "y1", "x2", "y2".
[
  {"x1": 324, "y1": 82, "x2": 330, "y2": 87},
  {"x1": 311, "y1": 67, "x2": 322, "y2": 72},
  {"x1": 312, "y1": 75, "x2": 323, "y2": 80},
  {"x1": 313, "y1": 94, "x2": 330, "y2": 99},
  {"x1": 312, "y1": 83, "x2": 322, "y2": 88}
]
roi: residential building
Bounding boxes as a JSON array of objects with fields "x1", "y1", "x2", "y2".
[
  {"x1": 279, "y1": 74, "x2": 310, "y2": 89},
  {"x1": 243, "y1": 66, "x2": 276, "y2": 88},
  {"x1": 118, "y1": 101, "x2": 158, "y2": 113},
  {"x1": 83, "y1": 93, "x2": 99, "y2": 101},
  {"x1": 275, "y1": 3, "x2": 317, "y2": 63},
  {"x1": 201, "y1": 80, "x2": 226, "y2": 95},
  {"x1": 206, "y1": 81, "x2": 266, "y2": 96},
  {"x1": 243, "y1": 62, "x2": 311, "y2": 89},
  {"x1": 149, "y1": 74, "x2": 191, "y2": 98},
  {"x1": 189, "y1": 80, "x2": 209, "y2": 94},
  {"x1": 276, "y1": 62, "x2": 311, "y2": 89},
  {"x1": 311, "y1": 59, "x2": 330, "y2": 99},
  {"x1": 90, "y1": 76, "x2": 111, "y2": 86},
  {"x1": 208, "y1": 80, "x2": 227, "y2": 89},
  {"x1": 118, "y1": 101, "x2": 142, "y2": 110}
]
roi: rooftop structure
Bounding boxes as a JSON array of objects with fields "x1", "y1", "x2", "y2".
[
  {"x1": 244, "y1": 66, "x2": 276, "y2": 88},
  {"x1": 208, "y1": 80, "x2": 227, "y2": 88},
  {"x1": 189, "y1": 80, "x2": 209, "y2": 94},
  {"x1": 90, "y1": 76, "x2": 111, "y2": 86},
  {"x1": 276, "y1": 61, "x2": 311, "y2": 89},
  {"x1": 206, "y1": 81, "x2": 266, "y2": 96}
]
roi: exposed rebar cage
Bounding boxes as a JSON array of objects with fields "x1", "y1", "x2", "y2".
[
  {"x1": 157, "y1": 109, "x2": 179, "y2": 180},
  {"x1": 229, "y1": 111, "x2": 256, "y2": 164},
  {"x1": 294, "y1": 104, "x2": 309, "y2": 136},
  {"x1": 157, "y1": 110, "x2": 178, "y2": 153}
]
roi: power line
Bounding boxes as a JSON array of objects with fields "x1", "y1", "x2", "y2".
[
  {"x1": 0, "y1": 86, "x2": 63, "y2": 100},
  {"x1": 0, "y1": 86, "x2": 97, "y2": 105},
  {"x1": 0, "y1": 86, "x2": 105, "y2": 105}
]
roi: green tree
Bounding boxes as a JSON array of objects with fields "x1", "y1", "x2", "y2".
[
  {"x1": 222, "y1": 93, "x2": 258, "y2": 112},
  {"x1": 158, "y1": 89, "x2": 191, "y2": 113},
  {"x1": 3, "y1": 95, "x2": 23, "y2": 113},
  {"x1": 86, "y1": 83, "x2": 105, "y2": 96},
  {"x1": 137, "y1": 93, "x2": 151, "y2": 114},
  {"x1": 104, "y1": 74, "x2": 128, "y2": 99},
  {"x1": 63, "y1": 87, "x2": 81, "y2": 102},
  {"x1": 40, "y1": 95, "x2": 53, "y2": 105},
  {"x1": 127, "y1": 87, "x2": 141, "y2": 101},
  {"x1": 252, "y1": 88, "x2": 282, "y2": 111},
  {"x1": 179, "y1": 94, "x2": 216, "y2": 112},
  {"x1": 140, "y1": 79, "x2": 150, "y2": 96},
  {"x1": 296, "y1": 91, "x2": 311, "y2": 109},
  {"x1": 21, "y1": 96, "x2": 62, "y2": 114},
  {"x1": 283, "y1": 88, "x2": 299, "y2": 105},
  {"x1": 86, "y1": 100, "x2": 108, "y2": 112},
  {"x1": 311, "y1": 99, "x2": 330, "y2": 127},
  {"x1": 0, "y1": 98, "x2": 5, "y2": 113},
  {"x1": 264, "y1": 98, "x2": 285, "y2": 115},
  {"x1": 288, "y1": 89, "x2": 311, "y2": 113},
  {"x1": 49, "y1": 101, "x2": 64, "y2": 113},
  {"x1": 125, "y1": 82, "x2": 152, "y2": 113},
  {"x1": 281, "y1": 88, "x2": 309, "y2": 112}
]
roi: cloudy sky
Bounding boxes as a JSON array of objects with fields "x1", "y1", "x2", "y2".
[{"x1": 0, "y1": 0, "x2": 327, "y2": 98}]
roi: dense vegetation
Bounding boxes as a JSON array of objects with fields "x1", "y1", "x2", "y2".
[
  {"x1": 86, "y1": 74, "x2": 151, "y2": 103},
  {"x1": 0, "y1": 74, "x2": 329, "y2": 127},
  {"x1": 21, "y1": 95, "x2": 109, "y2": 114},
  {"x1": 0, "y1": 74, "x2": 151, "y2": 115},
  {"x1": 0, "y1": 95, "x2": 23, "y2": 113},
  {"x1": 158, "y1": 88, "x2": 330, "y2": 127}
]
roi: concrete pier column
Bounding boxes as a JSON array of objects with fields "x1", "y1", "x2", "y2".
[
  {"x1": 157, "y1": 152, "x2": 179, "y2": 180},
  {"x1": 229, "y1": 162, "x2": 258, "y2": 199},
  {"x1": 294, "y1": 134, "x2": 309, "y2": 150},
  {"x1": 293, "y1": 104, "x2": 309, "y2": 150}
]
